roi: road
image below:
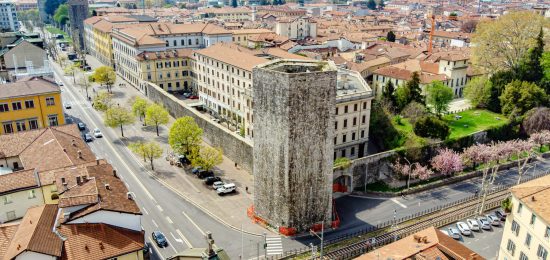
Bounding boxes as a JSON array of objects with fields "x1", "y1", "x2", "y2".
[{"x1": 52, "y1": 61, "x2": 268, "y2": 259}]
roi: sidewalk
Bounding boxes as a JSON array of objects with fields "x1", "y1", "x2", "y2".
[{"x1": 71, "y1": 55, "x2": 267, "y2": 235}]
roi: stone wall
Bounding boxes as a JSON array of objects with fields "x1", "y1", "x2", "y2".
[{"x1": 144, "y1": 82, "x2": 254, "y2": 173}]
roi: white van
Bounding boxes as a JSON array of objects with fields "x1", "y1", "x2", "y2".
[{"x1": 216, "y1": 183, "x2": 236, "y2": 195}]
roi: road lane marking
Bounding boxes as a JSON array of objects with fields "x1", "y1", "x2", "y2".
[
  {"x1": 152, "y1": 219, "x2": 158, "y2": 228},
  {"x1": 157, "y1": 205, "x2": 163, "y2": 212},
  {"x1": 170, "y1": 232, "x2": 183, "y2": 243},
  {"x1": 390, "y1": 198, "x2": 408, "y2": 208},
  {"x1": 176, "y1": 229, "x2": 193, "y2": 248},
  {"x1": 142, "y1": 207, "x2": 149, "y2": 215},
  {"x1": 166, "y1": 216, "x2": 173, "y2": 224},
  {"x1": 182, "y1": 210, "x2": 205, "y2": 235}
]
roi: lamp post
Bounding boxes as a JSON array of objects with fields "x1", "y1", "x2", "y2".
[{"x1": 309, "y1": 222, "x2": 324, "y2": 259}]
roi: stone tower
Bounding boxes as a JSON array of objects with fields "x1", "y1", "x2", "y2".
[
  {"x1": 67, "y1": 0, "x2": 88, "y2": 52},
  {"x1": 252, "y1": 60, "x2": 336, "y2": 232}
]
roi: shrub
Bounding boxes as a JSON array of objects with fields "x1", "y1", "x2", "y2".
[{"x1": 414, "y1": 116, "x2": 450, "y2": 140}]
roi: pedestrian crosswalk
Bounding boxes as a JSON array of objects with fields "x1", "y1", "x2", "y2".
[{"x1": 266, "y1": 236, "x2": 283, "y2": 256}]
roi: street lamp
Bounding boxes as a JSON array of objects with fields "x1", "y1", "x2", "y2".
[{"x1": 309, "y1": 222, "x2": 324, "y2": 259}]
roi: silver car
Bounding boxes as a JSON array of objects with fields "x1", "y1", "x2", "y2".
[
  {"x1": 486, "y1": 214, "x2": 501, "y2": 226},
  {"x1": 467, "y1": 219, "x2": 480, "y2": 231},
  {"x1": 456, "y1": 222, "x2": 472, "y2": 236},
  {"x1": 212, "y1": 181, "x2": 225, "y2": 190},
  {"x1": 447, "y1": 227, "x2": 461, "y2": 240},
  {"x1": 477, "y1": 217, "x2": 492, "y2": 230},
  {"x1": 93, "y1": 128, "x2": 103, "y2": 138}
]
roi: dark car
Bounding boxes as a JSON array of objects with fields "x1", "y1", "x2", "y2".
[
  {"x1": 495, "y1": 209, "x2": 507, "y2": 221},
  {"x1": 83, "y1": 133, "x2": 93, "y2": 142},
  {"x1": 178, "y1": 155, "x2": 190, "y2": 165},
  {"x1": 197, "y1": 170, "x2": 214, "y2": 179},
  {"x1": 189, "y1": 95, "x2": 199, "y2": 99},
  {"x1": 191, "y1": 167, "x2": 202, "y2": 174},
  {"x1": 204, "y1": 176, "x2": 222, "y2": 185},
  {"x1": 143, "y1": 242, "x2": 151, "y2": 255},
  {"x1": 152, "y1": 231, "x2": 168, "y2": 247},
  {"x1": 77, "y1": 122, "x2": 86, "y2": 130},
  {"x1": 183, "y1": 92, "x2": 192, "y2": 98}
]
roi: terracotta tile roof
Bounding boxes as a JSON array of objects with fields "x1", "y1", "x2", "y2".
[
  {"x1": 195, "y1": 43, "x2": 268, "y2": 71},
  {"x1": 58, "y1": 178, "x2": 99, "y2": 208},
  {"x1": 0, "y1": 223, "x2": 19, "y2": 260},
  {"x1": 0, "y1": 130, "x2": 43, "y2": 158},
  {"x1": 0, "y1": 77, "x2": 60, "y2": 99},
  {"x1": 0, "y1": 169, "x2": 39, "y2": 195},
  {"x1": 59, "y1": 223, "x2": 144, "y2": 260},
  {"x1": 4, "y1": 205, "x2": 63, "y2": 259},
  {"x1": 136, "y1": 48, "x2": 194, "y2": 61},
  {"x1": 355, "y1": 227, "x2": 484, "y2": 260},
  {"x1": 511, "y1": 174, "x2": 550, "y2": 225},
  {"x1": 230, "y1": 28, "x2": 272, "y2": 35},
  {"x1": 38, "y1": 160, "x2": 106, "y2": 187},
  {"x1": 433, "y1": 30, "x2": 471, "y2": 40}
]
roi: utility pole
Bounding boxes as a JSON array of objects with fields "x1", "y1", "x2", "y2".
[
  {"x1": 263, "y1": 232, "x2": 267, "y2": 259},
  {"x1": 309, "y1": 222, "x2": 324, "y2": 259}
]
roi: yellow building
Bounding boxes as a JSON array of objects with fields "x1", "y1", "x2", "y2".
[
  {"x1": 136, "y1": 49, "x2": 195, "y2": 92},
  {"x1": 0, "y1": 77, "x2": 64, "y2": 135},
  {"x1": 231, "y1": 28, "x2": 273, "y2": 47}
]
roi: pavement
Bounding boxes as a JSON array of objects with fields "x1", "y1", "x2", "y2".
[{"x1": 448, "y1": 98, "x2": 472, "y2": 113}]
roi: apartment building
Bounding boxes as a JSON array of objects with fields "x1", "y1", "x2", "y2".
[
  {"x1": 111, "y1": 23, "x2": 231, "y2": 92},
  {"x1": 136, "y1": 48, "x2": 195, "y2": 92},
  {"x1": 0, "y1": 169, "x2": 43, "y2": 223},
  {"x1": 194, "y1": 43, "x2": 373, "y2": 159},
  {"x1": 0, "y1": 77, "x2": 64, "y2": 135},
  {"x1": 0, "y1": 0, "x2": 19, "y2": 32},
  {"x1": 14, "y1": 0, "x2": 36, "y2": 11},
  {"x1": 275, "y1": 16, "x2": 317, "y2": 40},
  {"x1": 498, "y1": 174, "x2": 550, "y2": 260},
  {"x1": 231, "y1": 28, "x2": 272, "y2": 46},
  {"x1": 196, "y1": 7, "x2": 254, "y2": 22}
]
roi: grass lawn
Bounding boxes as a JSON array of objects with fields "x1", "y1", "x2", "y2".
[
  {"x1": 45, "y1": 26, "x2": 72, "y2": 41},
  {"x1": 443, "y1": 109, "x2": 508, "y2": 140}
]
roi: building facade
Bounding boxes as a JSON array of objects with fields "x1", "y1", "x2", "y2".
[
  {"x1": 275, "y1": 16, "x2": 317, "y2": 40},
  {"x1": 0, "y1": 77, "x2": 64, "y2": 135},
  {"x1": 0, "y1": 0, "x2": 19, "y2": 32},
  {"x1": 136, "y1": 49, "x2": 195, "y2": 92},
  {"x1": 253, "y1": 60, "x2": 335, "y2": 232},
  {"x1": 67, "y1": 0, "x2": 89, "y2": 51},
  {"x1": 498, "y1": 174, "x2": 550, "y2": 260}
]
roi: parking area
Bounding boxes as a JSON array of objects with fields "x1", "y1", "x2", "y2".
[{"x1": 440, "y1": 209, "x2": 506, "y2": 260}]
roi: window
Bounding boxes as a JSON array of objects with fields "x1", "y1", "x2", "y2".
[
  {"x1": 173, "y1": 40, "x2": 177, "y2": 46},
  {"x1": 354, "y1": 104, "x2": 358, "y2": 111},
  {"x1": 3, "y1": 122, "x2": 13, "y2": 134},
  {"x1": 525, "y1": 233, "x2": 532, "y2": 247},
  {"x1": 353, "y1": 117, "x2": 357, "y2": 126},
  {"x1": 12, "y1": 101, "x2": 21, "y2": 110},
  {"x1": 344, "y1": 105, "x2": 348, "y2": 113},
  {"x1": 334, "y1": 121, "x2": 338, "y2": 130},
  {"x1": 3, "y1": 195, "x2": 12, "y2": 204},
  {"x1": 333, "y1": 137, "x2": 336, "y2": 145},
  {"x1": 538, "y1": 245, "x2": 548, "y2": 260},
  {"x1": 363, "y1": 102, "x2": 367, "y2": 109},
  {"x1": 341, "y1": 150, "x2": 345, "y2": 157},
  {"x1": 361, "y1": 130, "x2": 365, "y2": 138},
  {"x1": 518, "y1": 203, "x2": 523, "y2": 214},
  {"x1": 506, "y1": 239, "x2": 516, "y2": 256},
  {"x1": 520, "y1": 252, "x2": 528, "y2": 260},
  {"x1": 28, "y1": 190, "x2": 36, "y2": 199},
  {"x1": 15, "y1": 121, "x2": 26, "y2": 132},
  {"x1": 343, "y1": 119, "x2": 347, "y2": 128},
  {"x1": 181, "y1": 39, "x2": 184, "y2": 45},
  {"x1": 28, "y1": 119, "x2": 38, "y2": 130},
  {"x1": 24, "y1": 100, "x2": 34, "y2": 108},
  {"x1": 48, "y1": 115, "x2": 58, "y2": 126},
  {"x1": 531, "y1": 214, "x2": 537, "y2": 225},
  {"x1": 545, "y1": 226, "x2": 550, "y2": 239},
  {"x1": 512, "y1": 220, "x2": 520, "y2": 236},
  {"x1": 351, "y1": 147, "x2": 355, "y2": 156},
  {"x1": 0, "y1": 103, "x2": 8, "y2": 112},
  {"x1": 46, "y1": 97, "x2": 55, "y2": 106},
  {"x1": 342, "y1": 134, "x2": 347, "y2": 143},
  {"x1": 352, "y1": 132, "x2": 356, "y2": 140}
]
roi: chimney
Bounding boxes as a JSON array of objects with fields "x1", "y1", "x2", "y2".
[
  {"x1": 63, "y1": 148, "x2": 67, "y2": 153},
  {"x1": 113, "y1": 169, "x2": 117, "y2": 178},
  {"x1": 76, "y1": 176, "x2": 81, "y2": 184},
  {"x1": 96, "y1": 159, "x2": 100, "y2": 165},
  {"x1": 77, "y1": 150, "x2": 82, "y2": 159},
  {"x1": 71, "y1": 139, "x2": 76, "y2": 146},
  {"x1": 105, "y1": 183, "x2": 110, "y2": 190},
  {"x1": 421, "y1": 236, "x2": 428, "y2": 243},
  {"x1": 532, "y1": 196, "x2": 536, "y2": 202},
  {"x1": 99, "y1": 242, "x2": 105, "y2": 250}
]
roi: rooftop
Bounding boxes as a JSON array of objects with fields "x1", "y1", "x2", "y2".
[
  {"x1": 511, "y1": 174, "x2": 550, "y2": 225},
  {"x1": 0, "y1": 77, "x2": 59, "y2": 99}
]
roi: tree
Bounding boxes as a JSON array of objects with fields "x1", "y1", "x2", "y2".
[
  {"x1": 510, "y1": 139, "x2": 535, "y2": 184},
  {"x1": 18, "y1": 9, "x2": 41, "y2": 30},
  {"x1": 382, "y1": 80, "x2": 396, "y2": 107},
  {"x1": 413, "y1": 116, "x2": 449, "y2": 140},
  {"x1": 530, "y1": 130, "x2": 550, "y2": 152},
  {"x1": 145, "y1": 103, "x2": 170, "y2": 136},
  {"x1": 426, "y1": 81, "x2": 453, "y2": 116},
  {"x1": 92, "y1": 91, "x2": 112, "y2": 111},
  {"x1": 461, "y1": 20, "x2": 478, "y2": 33},
  {"x1": 431, "y1": 148, "x2": 463, "y2": 176},
  {"x1": 392, "y1": 158, "x2": 433, "y2": 190},
  {"x1": 53, "y1": 4, "x2": 68, "y2": 27},
  {"x1": 366, "y1": 0, "x2": 376, "y2": 10},
  {"x1": 190, "y1": 146, "x2": 223, "y2": 171},
  {"x1": 129, "y1": 141, "x2": 163, "y2": 170},
  {"x1": 92, "y1": 66, "x2": 116, "y2": 93},
  {"x1": 333, "y1": 157, "x2": 351, "y2": 170},
  {"x1": 487, "y1": 70, "x2": 515, "y2": 113},
  {"x1": 231, "y1": 0, "x2": 237, "y2": 7},
  {"x1": 406, "y1": 72, "x2": 423, "y2": 104},
  {"x1": 523, "y1": 107, "x2": 550, "y2": 135},
  {"x1": 76, "y1": 72, "x2": 91, "y2": 99},
  {"x1": 104, "y1": 107, "x2": 135, "y2": 137},
  {"x1": 63, "y1": 64, "x2": 78, "y2": 84},
  {"x1": 377, "y1": 0, "x2": 384, "y2": 9},
  {"x1": 395, "y1": 84, "x2": 411, "y2": 111},
  {"x1": 501, "y1": 197, "x2": 512, "y2": 213},
  {"x1": 464, "y1": 76, "x2": 491, "y2": 108},
  {"x1": 45, "y1": 0, "x2": 64, "y2": 17},
  {"x1": 499, "y1": 80, "x2": 548, "y2": 116},
  {"x1": 541, "y1": 52, "x2": 550, "y2": 94},
  {"x1": 471, "y1": 11, "x2": 547, "y2": 73},
  {"x1": 132, "y1": 97, "x2": 149, "y2": 123},
  {"x1": 518, "y1": 28, "x2": 545, "y2": 84},
  {"x1": 169, "y1": 116, "x2": 203, "y2": 155},
  {"x1": 386, "y1": 31, "x2": 396, "y2": 42},
  {"x1": 402, "y1": 102, "x2": 428, "y2": 125}
]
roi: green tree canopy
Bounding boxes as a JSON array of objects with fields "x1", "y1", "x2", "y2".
[
  {"x1": 378, "y1": 0, "x2": 384, "y2": 9},
  {"x1": 464, "y1": 76, "x2": 492, "y2": 108},
  {"x1": 414, "y1": 116, "x2": 450, "y2": 140},
  {"x1": 93, "y1": 91, "x2": 112, "y2": 111},
  {"x1": 45, "y1": 0, "x2": 65, "y2": 16},
  {"x1": 169, "y1": 116, "x2": 203, "y2": 155},
  {"x1": 132, "y1": 97, "x2": 149, "y2": 122},
  {"x1": 406, "y1": 72, "x2": 423, "y2": 104},
  {"x1": 395, "y1": 84, "x2": 411, "y2": 111},
  {"x1": 518, "y1": 28, "x2": 544, "y2": 83},
  {"x1": 386, "y1": 31, "x2": 396, "y2": 42},
  {"x1": 500, "y1": 80, "x2": 548, "y2": 116},
  {"x1": 104, "y1": 107, "x2": 135, "y2": 137},
  {"x1": 92, "y1": 66, "x2": 116, "y2": 92},
  {"x1": 53, "y1": 4, "x2": 68, "y2": 26},
  {"x1": 190, "y1": 146, "x2": 223, "y2": 171},
  {"x1": 366, "y1": 0, "x2": 376, "y2": 10},
  {"x1": 129, "y1": 141, "x2": 163, "y2": 170},
  {"x1": 145, "y1": 103, "x2": 170, "y2": 136},
  {"x1": 426, "y1": 81, "x2": 454, "y2": 116}
]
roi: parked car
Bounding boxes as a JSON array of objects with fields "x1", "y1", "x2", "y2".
[
  {"x1": 216, "y1": 183, "x2": 236, "y2": 196},
  {"x1": 197, "y1": 170, "x2": 214, "y2": 179},
  {"x1": 447, "y1": 227, "x2": 461, "y2": 240},
  {"x1": 183, "y1": 92, "x2": 192, "y2": 98},
  {"x1": 83, "y1": 133, "x2": 93, "y2": 142},
  {"x1": 57, "y1": 81, "x2": 64, "y2": 86},
  {"x1": 495, "y1": 209, "x2": 507, "y2": 221},
  {"x1": 151, "y1": 231, "x2": 168, "y2": 247},
  {"x1": 477, "y1": 217, "x2": 492, "y2": 230},
  {"x1": 178, "y1": 155, "x2": 190, "y2": 165},
  {"x1": 191, "y1": 167, "x2": 202, "y2": 174},
  {"x1": 189, "y1": 95, "x2": 199, "y2": 99},
  {"x1": 93, "y1": 128, "x2": 103, "y2": 138},
  {"x1": 486, "y1": 214, "x2": 501, "y2": 226},
  {"x1": 466, "y1": 219, "x2": 480, "y2": 231},
  {"x1": 77, "y1": 122, "x2": 86, "y2": 130},
  {"x1": 212, "y1": 181, "x2": 225, "y2": 190},
  {"x1": 204, "y1": 176, "x2": 222, "y2": 185},
  {"x1": 143, "y1": 242, "x2": 151, "y2": 255},
  {"x1": 64, "y1": 102, "x2": 72, "y2": 109},
  {"x1": 456, "y1": 222, "x2": 472, "y2": 236}
]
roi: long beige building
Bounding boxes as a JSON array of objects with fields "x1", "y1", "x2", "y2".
[{"x1": 498, "y1": 174, "x2": 550, "y2": 260}]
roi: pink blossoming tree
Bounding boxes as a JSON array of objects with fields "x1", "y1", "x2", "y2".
[{"x1": 431, "y1": 148, "x2": 463, "y2": 176}]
